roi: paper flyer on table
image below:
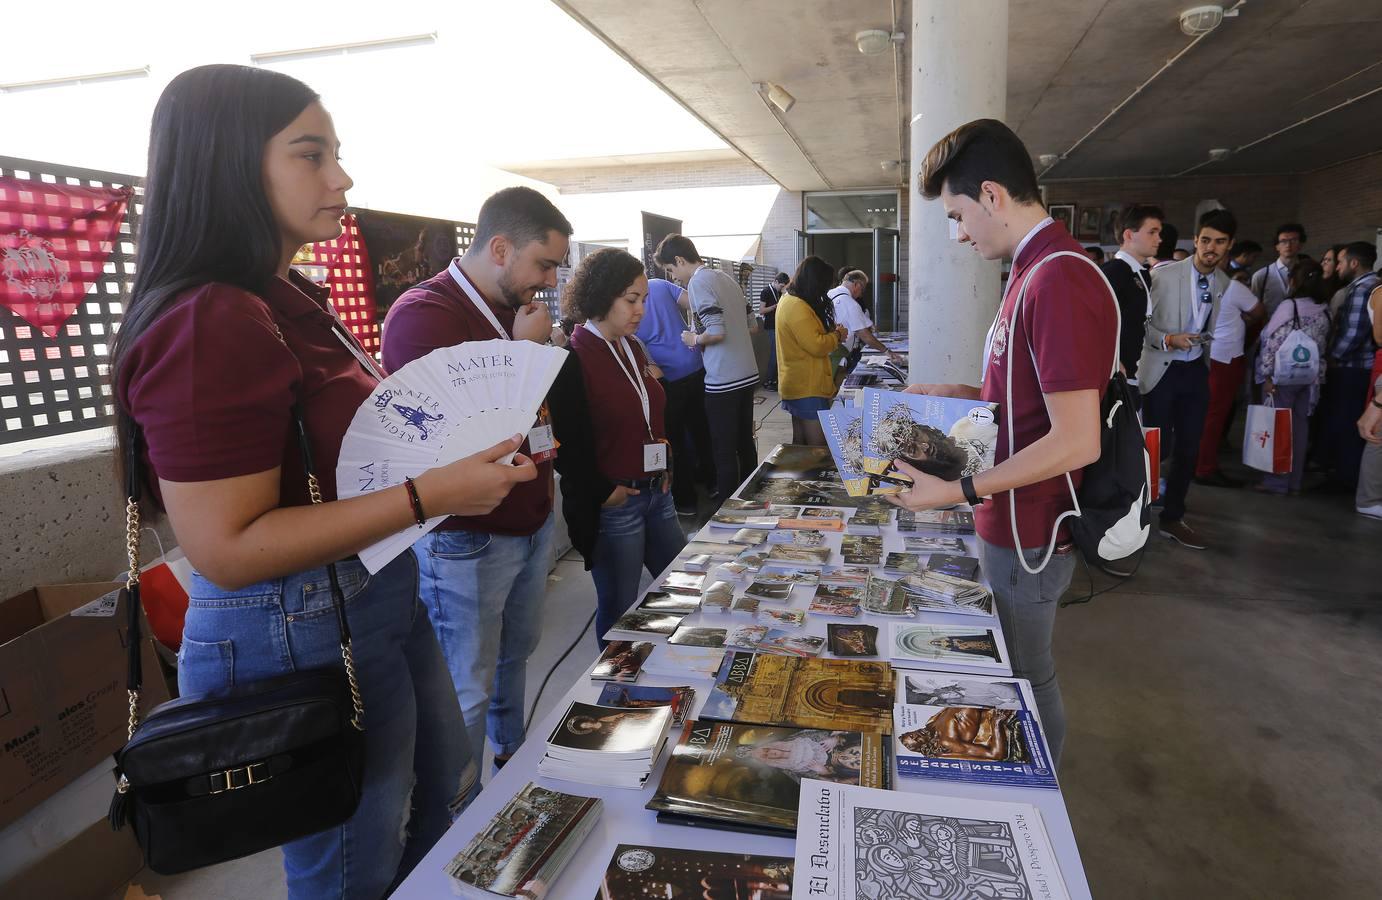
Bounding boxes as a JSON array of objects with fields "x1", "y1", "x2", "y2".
[{"x1": 793, "y1": 780, "x2": 1070, "y2": 899}]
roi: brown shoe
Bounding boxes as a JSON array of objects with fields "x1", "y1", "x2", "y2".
[{"x1": 1158, "y1": 519, "x2": 1207, "y2": 550}]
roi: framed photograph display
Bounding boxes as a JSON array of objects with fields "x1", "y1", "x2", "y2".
[
  {"x1": 1048, "y1": 204, "x2": 1075, "y2": 234},
  {"x1": 1076, "y1": 205, "x2": 1103, "y2": 241}
]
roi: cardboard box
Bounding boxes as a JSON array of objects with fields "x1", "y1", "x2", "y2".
[
  {"x1": 0, "y1": 583, "x2": 169, "y2": 831},
  {"x1": 1, "y1": 816, "x2": 142, "y2": 900}
]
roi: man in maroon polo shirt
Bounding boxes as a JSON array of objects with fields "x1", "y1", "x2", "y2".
[
  {"x1": 888, "y1": 119, "x2": 1116, "y2": 765},
  {"x1": 381, "y1": 187, "x2": 571, "y2": 781}
]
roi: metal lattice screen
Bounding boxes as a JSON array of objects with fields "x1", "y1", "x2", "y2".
[{"x1": 0, "y1": 155, "x2": 141, "y2": 445}]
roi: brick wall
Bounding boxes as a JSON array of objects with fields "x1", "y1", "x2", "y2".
[
  {"x1": 1040, "y1": 173, "x2": 1301, "y2": 249},
  {"x1": 1300, "y1": 152, "x2": 1382, "y2": 250}
]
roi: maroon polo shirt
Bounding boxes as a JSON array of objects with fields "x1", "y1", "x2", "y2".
[
  {"x1": 977, "y1": 220, "x2": 1117, "y2": 549},
  {"x1": 381, "y1": 262, "x2": 554, "y2": 536},
  {"x1": 568, "y1": 325, "x2": 668, "y2": 481},
  {"x1": 119, "y1": 272, "x2": 380, "y2": 508}
]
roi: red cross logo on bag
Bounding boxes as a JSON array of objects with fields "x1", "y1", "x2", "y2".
[{"x1": 1254, "y1": 429, "x2": 1270, "y2": 448}]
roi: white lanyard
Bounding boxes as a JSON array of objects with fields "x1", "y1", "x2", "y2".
[
  {"x1": 582, "y1": 322, "x2": 653, "y2": 439},
  {"x1": 448, "y1": 259, "x2": 510, "y2": 340},
  {"x1": 331, "y1": 326, "x2": 384, "y2": 382}
]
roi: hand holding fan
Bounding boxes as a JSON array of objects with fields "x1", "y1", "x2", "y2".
[{"x1": 336, "y1": 339, "x2": 568, "y2": 572}]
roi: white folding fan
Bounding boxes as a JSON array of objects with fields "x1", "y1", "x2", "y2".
[{"x1": 336, "y1": 338, "x2": 568, "y2": 573}]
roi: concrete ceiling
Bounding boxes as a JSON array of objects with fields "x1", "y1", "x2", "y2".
[{"x1": 552, "y1": 0, "x2": 1382, "y2": 190}]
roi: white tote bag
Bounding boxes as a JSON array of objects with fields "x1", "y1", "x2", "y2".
[{"x1": 1242, "y1": 400, "x2": 1293, "y2": 474}]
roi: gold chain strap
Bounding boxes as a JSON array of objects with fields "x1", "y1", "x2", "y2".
[
  {"x1": 281, "y1": 321, "x2": 364, "y2": 731},
  {"x1": 301, "y1": 433, "x2": 363, "y2": 730},
  {"x1": 124, "y1": 495, "x2": 142, "y2": 739}
]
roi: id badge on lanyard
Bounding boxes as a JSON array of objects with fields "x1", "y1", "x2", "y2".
[
  {"x1": 449, "y1": 260, "x2": 558, "y2": 461},
  {"x1": 643, "y1": 440, "x2": 668, "y2": 472},
  {"x1": 528, "y1": 403, "x2": 558, "y2": 464}
]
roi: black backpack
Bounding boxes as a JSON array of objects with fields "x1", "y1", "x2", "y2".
[{"x1": 1002, "y1": 251, "x2": 1151, "y2": 576}]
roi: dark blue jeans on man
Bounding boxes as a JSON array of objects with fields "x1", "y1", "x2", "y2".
[{"x1": 1141, "y1": 360, "x2": 1210, "y2": 522}]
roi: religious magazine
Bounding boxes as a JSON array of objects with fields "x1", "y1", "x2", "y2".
[
  {"x1": 701, "y1": 652, "x2": 894, "y2": 734},
  {"x1": 444, "y1": 782, "x2": 600, "y2": 899},
  {"x1": 859, "y1": 389, "x2": 999, "y2": 493},
  {"x1": 817, "y1": 405, "x2": 870, "y2": 496},
  {"x1": 889, "y1": 624, "x2": 1009, "y2": 673},
  {"x1": 647, "y1": 721, "x2": 890, "y2": 835},
  {"x1": 793, "y1": 781, "x2": 1070, "y2": 900},
  {"x1": 892, "y1": 694, "x2": 1057, "y2": 788},
  {"x1": 595, "y1": 845, "x2": 792, "y2": 899}
]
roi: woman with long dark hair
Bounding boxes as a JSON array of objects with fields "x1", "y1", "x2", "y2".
[
  {"x1": 111, "y1": 64, "x2": 535, "y2": 897},
  {"x1": 550, "y1": 248, "x2": 686, "y2": 642},
  {"x1": 774, "y1": 255, "x2": 848, "y2": 445}
]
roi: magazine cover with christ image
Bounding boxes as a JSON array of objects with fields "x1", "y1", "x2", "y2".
[
  {"x1": 859, "y1": 388, "x2": 999, "y2": 495},
  {"x1": 891, "y1": 670, "x2": 1058, "y2": 790}
]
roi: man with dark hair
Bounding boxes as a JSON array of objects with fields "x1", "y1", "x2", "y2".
[
  {"x1": 1320, "y1": 241, "x2": 1380, "y2": 490},
  {"x1": 1195, "y1": 265, "x2": 1266, "y2": 488},
  {"x1": 1137, "y1": 208, "x2": 1237, "y2": 549},
  {"x1": 1227, "y1": 240, "x2": 1262, "y2": 278},
  {"x1": 381, "y1": 185, "x2": 572, "y2": 782},
  {"x1": 654, "y1": 234, "x2": 760, "y2": 500},
  {"x1": 1251, "y1": 223, "x2": 1307, "y2": 316},
  {"x1": 896, "y1": 117, "x2": 1116, "y2": 765},
  {"x1": 1101, "y1": 204, "x2": 1164, "y2": 381},
  {"x1": 759, "y1": 271, "x2": 789, "y2": 391}
]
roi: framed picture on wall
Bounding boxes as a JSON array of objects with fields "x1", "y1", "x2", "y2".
[
  {"x1": 1077, "y1": 206, "x2": 1103, "y2": 241},
  {"x1": 1100, "y1": 206, "x2": 1125, "y2": 245},
  {"x1": 1049, "y1": 204, "x2": 1075, "y2": 234}
]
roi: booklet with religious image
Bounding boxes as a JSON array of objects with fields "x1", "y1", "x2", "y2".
[
  {"x1": 817, "y1": 406, "x2": 870, "y2": 496},
  {"x1": 702, "y1": 653, "x2": 894, "y2": 734},
  {"x1": 889, "y1": 624, "x2": 1008, "y2": 672},
  {"x1": 793, "y1": 780, "x2": 1070, "y2": 900},
  {"x1": 892, "y1": 698, "x2": 1057, "y2": 789},
  {"x1": 859, "y1": 388, "x2": 999, "y2": 494},
  {"x1": 595, "y1": 845, "x2": 793, "y2": 899}
]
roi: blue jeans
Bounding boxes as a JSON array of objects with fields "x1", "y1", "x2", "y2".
[
  {"x1": 592, "y1": 489, "x2": 687, "y2": 643},
  {"x1": 415, "y1": 513, "x2": 555, "y2": 777},
  {"x1": 977, "y1": 538, "x2": 1076, "y2": 767},
  {"x1": 181, "y1": 553, "x2": 471, "y2": 900}
]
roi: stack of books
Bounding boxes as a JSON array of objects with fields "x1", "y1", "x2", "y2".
[
  {"x1": 444, "y1": 781, "x2": 600, "y2": 899},
  {"x1": 537, "y1": 700, "x2": 673, "y2": 789},
  {"x1": 882, "y1": 551, "x2": 922, "y2": 577}
]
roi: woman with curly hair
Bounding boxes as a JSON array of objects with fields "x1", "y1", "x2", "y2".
[
  {"x1": 554, "y1": 248, "x2": 687, "y2": 640},
  {"x1": 775, "y1": 256, "x2": 849, "y2": 445}
]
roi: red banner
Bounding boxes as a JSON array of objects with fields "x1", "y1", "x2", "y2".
[
  {"x1": 0, "y1": 177, "x2": 133, "y2": 337},
  {"x1": 301, "y1": 214, "x2": 381, "y2": 354}
]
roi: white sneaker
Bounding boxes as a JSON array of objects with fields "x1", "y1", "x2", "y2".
[{"x1": 1357, "y1": 505, "x2": 1382, "y2": 520}]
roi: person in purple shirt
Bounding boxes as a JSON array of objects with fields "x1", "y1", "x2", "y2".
[{"x1": 637, "y1": 277, "x2": 716, "y2": 515}]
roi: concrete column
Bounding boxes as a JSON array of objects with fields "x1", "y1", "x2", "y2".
[{"x1": 907, "y1": 1, "x2": 1008, "y2": 384}]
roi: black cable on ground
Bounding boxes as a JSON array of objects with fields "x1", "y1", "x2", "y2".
[
  {"x1": 1061, "y1": 548, "x2": 1145, "y2": 607},
  {"x1": 524, "y1": 609, "x2": 596, "y2": 732}
]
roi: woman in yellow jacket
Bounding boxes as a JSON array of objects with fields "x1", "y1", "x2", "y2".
[{"x1": 776, "y1": 255, "x2": 849, "y2": 445}]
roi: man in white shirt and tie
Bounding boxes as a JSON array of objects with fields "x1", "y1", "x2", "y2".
[
  {"x1": 1250, "y1": 223, "x2": 1306, "y2": 317},
  {"x1": 1138, "y1": 208, "x2": 1238, "y2": 551}
]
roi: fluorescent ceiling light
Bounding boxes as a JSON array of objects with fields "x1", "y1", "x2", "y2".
[
  {"x1": 0, "y1": 66, "x2": 150, "y2": 93},
  {"x1": 251, "y1": 33, "x2": 437, "y2": 64}
]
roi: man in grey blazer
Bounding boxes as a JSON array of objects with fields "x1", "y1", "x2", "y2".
[{"x1": 1139, "y1": 208, "x2": 1238, "y2": 550}]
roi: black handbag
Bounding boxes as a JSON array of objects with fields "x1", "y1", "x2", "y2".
[{"x1": 108, "y1": 399, "x2": 368, "y2": 875}]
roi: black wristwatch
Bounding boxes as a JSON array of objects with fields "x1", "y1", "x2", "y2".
[{"x1": 961, "y1": 474, "x2": 983, "y2": 506}]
